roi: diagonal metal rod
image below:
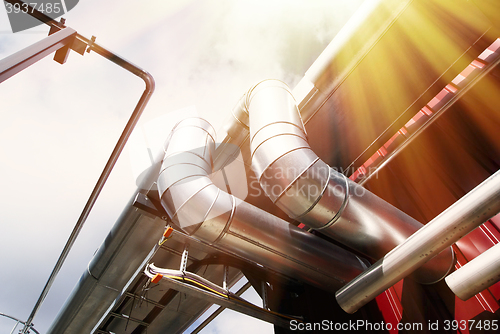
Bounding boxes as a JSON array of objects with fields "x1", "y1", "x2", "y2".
[
  {"x1": 190, "y1": 281, "x2": 252, "y2": 334},
  {"x1": 0, "y1": 27, "x2": 77, "y2": 83},
  {"x1": 152, "y1": 274, "x2": 294, "y2": 329},
  {"x1": 358, "y1": 49, "x2": 500, "y2": 186},
  {"x1": 2, "y1": 2, "x2": 156, "y2": 333},
  {"x1": 23, "y1": 47, "x2": 154, "y2": 331}
]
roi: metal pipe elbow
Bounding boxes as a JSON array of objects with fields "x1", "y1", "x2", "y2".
[
  {"x1": 247, "y1": 79, "x2": 453, "y2": 284},
  {"x1": 157, "y1": 118, "x2": 234, "y2": 242},
  {"x1": 157, "y1": 117, "x2": 369, "y2": 290}
]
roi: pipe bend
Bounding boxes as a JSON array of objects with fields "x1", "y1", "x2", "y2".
[
  {"x1": 157, "y1": 117, "x2": 369, "y2": 291},
  {"x1": 140, "y1": 70, "x2": 155, "y2": 94},
  {"x1": 246, "y1": 79, "x2": 453, "y2": 284}
]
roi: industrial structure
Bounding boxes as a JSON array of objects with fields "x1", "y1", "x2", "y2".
[{"x1": 2, "y1": 0, "x2": 500, "y2": 333}]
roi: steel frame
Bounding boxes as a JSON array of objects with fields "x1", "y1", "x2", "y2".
[
  {"x1": 151, "y1": 274, "x2": 295, "y2": 329},
  {"x1": 0, "y1": 1, "x2": 156, "y2": 332},
  {"x1": 0, "y1": 27, "x2": 77, "y2": 83}
]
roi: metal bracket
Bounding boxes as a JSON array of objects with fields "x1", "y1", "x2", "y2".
[
  {"x1": 261, "y1": 281, "x2": 269, "y2": 310},
  {"x1": 86, "y1": 36, "x2": 97, "y2": 53},
  {"x1": 222, "y1": 266, "x2": 229, "y2": 292},
  {"x1": 180, "y1": 245, "x2": 189, "y2": 273}
]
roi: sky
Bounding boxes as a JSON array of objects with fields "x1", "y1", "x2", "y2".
[{"x1": 0, "y1": 0, "x2": 364, "y2": 332}]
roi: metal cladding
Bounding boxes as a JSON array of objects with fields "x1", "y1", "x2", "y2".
[
  {"x1": 157, "y1": 117, "x2": 368, "y2": 292},
  {"x1": 46, "y1": 194, "x2": 166, "y2": 334},
  {"x1": 446, "y1": 241, "x2": 500, "y2": 301},
  {"x1": 245, "y1": 79, "x2": 453, "y2": 285},
  {"x1": 336, "y1": 169, "x2": 500, "y2": 313}
]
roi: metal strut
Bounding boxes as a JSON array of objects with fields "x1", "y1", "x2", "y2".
[
  {"x1": 144, "y1": 264, "x2": 301, "y2": 329},
  {"x1": 0, "y1": 2, "x2": 156, "y2": 333}
]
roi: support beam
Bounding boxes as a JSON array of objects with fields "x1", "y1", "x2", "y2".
[
  {"x1": 154, "y1": 276, "x2": 295, "y2": 329},
  {"x1": 190, "y1": 282, "x2": 252, "y2": 334},
  {"x1": 109, "y1": 312, "x2": 150, "y2": 327},
  {"x1": 0, "y1": 27, "x2": 76, "y2": 83}
]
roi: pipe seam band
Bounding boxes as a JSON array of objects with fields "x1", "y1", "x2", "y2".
[
  {"x1": 212, "y1": 195, "x2": 237, "y2": 245},
  {"x1": 171, "y1": 183, "x2": 213, "y2": 218},
  {"x1": 315, "y1": 173, "x2": 350, "y2": 231},
  {"x1": 273, "y1": 156, "x2": 321, "y2": 204}
]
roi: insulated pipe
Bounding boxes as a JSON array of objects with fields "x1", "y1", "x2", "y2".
[
  {"x1": 213, "y1": 94, "x2": 250, "y2": 172},
  {"x1": 245, "y1": 80, "x2": 453, "y2": 284},
  {"x1": 336, "y1": 169, "x2": 500, "y2": 313},
  {"x1": 157, "y1": 118, "x2": 369, "y2": 292},
  {"x1": 445, "y1": 241, "x2": 500, "y2": 301}
]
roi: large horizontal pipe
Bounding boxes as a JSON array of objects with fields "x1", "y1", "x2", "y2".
[
  {"x1": 157, "y1": 118, "x2": 369, "y2": 292},
  {"x1": 336, "y1": 169, "x2": 500, "y2": 313},
  {"x1": 445, "y1": 241, "x2": 500, "y2": 301},
  {"x1": 245, "y1": 79, "x2": 453, "y2": 284}
]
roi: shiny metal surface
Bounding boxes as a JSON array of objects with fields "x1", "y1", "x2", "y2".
[
  {"x1": 95, "y1": 228, "x2": 245, "y2": 334},
  {"x1": 18, "y1": 1, "x2": 495, "y2": 331},
  {"x1": 158, "y1": 118, "x2": 368, "y2": 292},
  {"x1": 336, "y1": 169, "x2": 500, "y2": 313},
  {"x1": 357, "y1": 50, "x2": 500, "y2": 187},
  {"x1": 47, "y1": 195, "x2": 166, "y2": 334},
  {"x1": 144, "y1": 265, "x2": 294, "y2": 329},
  {"x1": 0, "y1": 312, "x2": 40, "y2": 334},
  {"x1": 445, "y1": 241, "x2": 500, "y2": 301},
  {"x1": 0, "y1": 27, "x2": 77, "y2": 83},
  {"x1": 213, "y1": 95, "x2": 251, "y2": 172},
  {"x1": 246, "y1": 79, "x2": 453, "y2": 284}
]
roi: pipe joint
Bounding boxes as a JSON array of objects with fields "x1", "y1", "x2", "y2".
[
  {"x1": 157, "y1": 116, "x2": 369, "y2": 291},
  {"x1": 246, "y1": 79, "x2": 453, "y2": 285}
]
